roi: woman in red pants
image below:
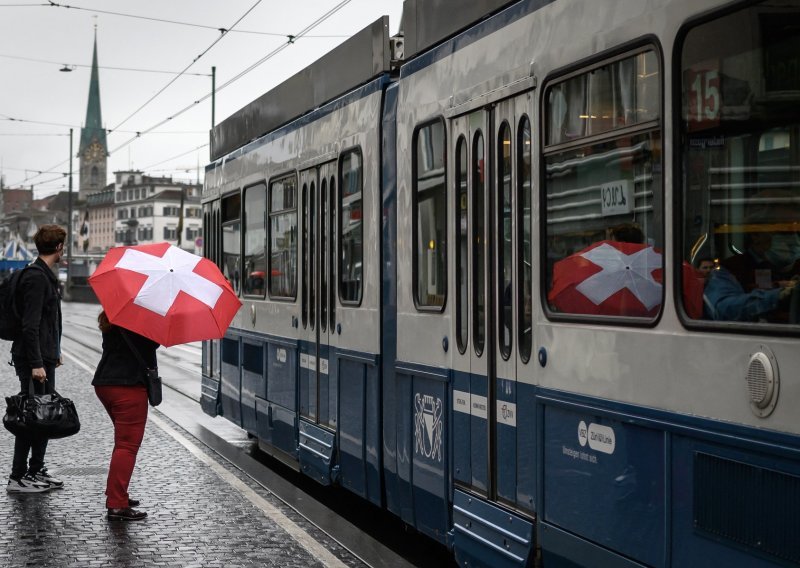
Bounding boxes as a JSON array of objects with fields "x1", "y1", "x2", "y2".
[{"x1": 93, "y1": 311, "x2": 159, "y2": 521}]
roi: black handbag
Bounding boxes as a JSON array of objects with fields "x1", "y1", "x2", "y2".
[
  {"x1": 121, "y1": 330, "x2": 162, "y2": 407},
  {"x1": 3, "y1": 379, "x2": 81, "y2": 439}
]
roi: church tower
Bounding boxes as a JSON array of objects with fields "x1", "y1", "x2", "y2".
[{"x1": 78, "y1": 29, "x2": 107, "y2": 201}]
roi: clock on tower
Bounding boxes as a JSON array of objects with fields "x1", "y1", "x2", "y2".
[{"x1": 86, "y1": 141, "x2": 104, "y2": 160}]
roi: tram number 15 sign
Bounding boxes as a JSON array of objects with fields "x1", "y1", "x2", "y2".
[{"x1": 686, "y1": 62, "x2": 721, "y2": 132}]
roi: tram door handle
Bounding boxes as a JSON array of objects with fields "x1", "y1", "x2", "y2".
[{"x1": 267, "y1": 405, "x2": 273, "y2": 427}]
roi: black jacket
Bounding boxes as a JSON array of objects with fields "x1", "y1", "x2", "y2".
[
  {"x1": 11, "y1": 258, "x2": 62, "y2": 368},
  {"x1": 92, "y1": 327, "x2": 159, "y2": 387}
]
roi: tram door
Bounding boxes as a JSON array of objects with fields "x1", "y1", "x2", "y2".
[
  {"x1": 299, "y1": 162, "x2": 338, "y2": 435},
  {"x1": 451, "y1": 97, "x2": 530, "y2": 506}
]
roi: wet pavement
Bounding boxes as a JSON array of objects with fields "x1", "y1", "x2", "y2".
[{"x1": 0, "y1": 344, "x2": 368, "y2": 568}]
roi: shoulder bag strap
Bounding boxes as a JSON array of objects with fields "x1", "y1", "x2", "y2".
[{"x1": 119, "y1": 329, "x2": 151, "y2": 371}]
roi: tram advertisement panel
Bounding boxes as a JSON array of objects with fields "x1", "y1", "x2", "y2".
[{"x1": 543, "y1": 405, "x2": 665, "y2": 567}]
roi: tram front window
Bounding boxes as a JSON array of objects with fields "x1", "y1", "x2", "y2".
[{"x1": 680, "y1": 1, "x2": 800, "y2": 325}]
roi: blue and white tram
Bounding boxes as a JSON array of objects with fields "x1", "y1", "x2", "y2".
[{"x1": 201, "y1": 0, "x2": 800, "y2": 566}]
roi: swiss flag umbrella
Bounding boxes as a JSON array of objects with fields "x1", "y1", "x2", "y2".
[
  {"x1": 89, "y1": 242, "x2": 241, "y2": 346},
  {"x1": 548, "y1": 240, "x2": 664, "y2": 317}
]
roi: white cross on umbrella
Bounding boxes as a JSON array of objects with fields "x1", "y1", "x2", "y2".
[
  {"x1": 576, "y1": 243, "x2": 662, "y2": 310},
  {"x1": 115, "y1": 246, "x2": 224, "y2": 316}
]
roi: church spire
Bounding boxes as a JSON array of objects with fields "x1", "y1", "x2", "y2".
[{"x1": 78, "y1": 27, "x2": 107, "y2": 157}]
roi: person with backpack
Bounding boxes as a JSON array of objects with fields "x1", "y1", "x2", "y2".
[{"x1": 6, "y1": 224, "x2": 67, "y2": 493}]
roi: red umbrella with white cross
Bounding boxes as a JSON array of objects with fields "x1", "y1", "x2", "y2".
[
  {"x1": 89, "y1": 242, "x2": 241, "y2": 346},
  {"x1": 548, "y1": 240, "x2": 664, "y2": 318}
]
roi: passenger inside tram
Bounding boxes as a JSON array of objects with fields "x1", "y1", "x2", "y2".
[
  {"x1": 703, "y1": 205, "x2": 800, "y2": 323},
  {"x1": 694, "y1": 258, "x2": 715, "y2": 283}
]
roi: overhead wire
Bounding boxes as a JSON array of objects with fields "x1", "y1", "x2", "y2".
[
  {"x1": 0, "y1": 53, "x2": 212, "y2": 75},
  {"x1": 108, "y1": 0, "x2": 263, "y2": 133},
  {"x1": 109, "y1": 0, "x2": 353, "y2": 155},
  {"x1": 142, "y1": 143, "x2": 209, "y2": 170},
  {"x1": 41, "y1": 1, "x2": 348, "y2": 38},
  {"x1": 1, "y1": 114, "x2": 204, "y2": 134},
  {"x1": 6, "y1": 0, "x2": 355, "y2": 190},
  {"x1": 0, "y1": 132, "x2": 69, "y2": 137}
]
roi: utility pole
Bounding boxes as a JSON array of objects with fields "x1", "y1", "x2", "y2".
[
  {"x1": 176, "y1": 185, "x2": 185, "y2": 247},
  {"x1": 66, "y1": 128, "x2": 73, "y2": 299},
  {"x1": 211, "y1": 66, "x2": 216, "y2": 128}
]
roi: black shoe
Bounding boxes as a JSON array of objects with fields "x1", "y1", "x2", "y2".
[
  {"x1": 128, "y1": 498, "x2": 140, "y2": 507},
  {"x1": 108, "y1": 507, "x2": 147, "y2": 521},
  {"x1": 30, "y1": 468, "x2": 64, "y2": 489}
]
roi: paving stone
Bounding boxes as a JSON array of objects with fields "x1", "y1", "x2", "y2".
[{"x1": 0, "y1": 355, "x2": 367, "y2": 568}]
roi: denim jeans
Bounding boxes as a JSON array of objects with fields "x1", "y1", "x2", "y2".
[{"x1": 10, "y1": 364, "x2": 56, "y2": 479}]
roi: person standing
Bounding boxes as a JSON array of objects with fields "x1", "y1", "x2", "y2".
[
  {"x1": 7, "y1": 224, "x2": 66, "y2": 493},
  {"x1": 93, "y1": 311, "x2": 158, "y2": 521}
]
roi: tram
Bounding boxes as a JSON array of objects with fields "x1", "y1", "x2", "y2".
[{"x1": 201, "y1": 0, "x2": 800, "y2": 565}]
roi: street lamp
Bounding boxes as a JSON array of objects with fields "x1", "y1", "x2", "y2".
[{"x1": 66, "y1": 127, "x2": 73, "y2": 299}]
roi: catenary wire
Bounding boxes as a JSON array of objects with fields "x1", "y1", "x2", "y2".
[
  {"x1": 41, "y1": 1, "x2": 347, "y2": 38},
  {"x1": 108, "y1": 0, "x2": 353, "y2": 155},
  {"x1": 108, "y1": 0, "x2": 264, "y2": 133}
]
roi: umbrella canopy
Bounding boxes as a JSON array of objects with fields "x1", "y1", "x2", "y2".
[
  {"x1": 548, "y1": 240, "x2": 664, "y2": 317},
  {"x1": 89, "y1": 242, "x2": 241, "y2": 346}
]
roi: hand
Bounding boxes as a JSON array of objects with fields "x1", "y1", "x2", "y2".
[
  {"x1": 31, "y1": 367, "x2": 47, "y2": 383},
  {"x1": 779, "y1": 279, "x2": 797, "y2": 301}
]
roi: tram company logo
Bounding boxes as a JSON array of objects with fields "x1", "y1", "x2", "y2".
[{"x1": 414, "y1": 394, "x2": 443, "y2": 462}]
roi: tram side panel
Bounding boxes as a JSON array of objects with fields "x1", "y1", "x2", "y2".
[
  {"x1": 391, "y1": 74, "x2": 454, "y2": 544},
  {"x1": 324, "y1": 85, "x2": 385, "y2": 505}
]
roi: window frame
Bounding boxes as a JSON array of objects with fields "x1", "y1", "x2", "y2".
[
  {"x1": 338, "y1": 146, "x2": 365, "y2": 307},
  {"x1": 472, "y1": 129, "x2": 486, "y2": 356},
  {"x1": 267, "y1": 171, "x2": 298, "y2": 302},
  {"x1": 455, "y1": 134, "x2": 469, "y2": 354},
  {"x1": 517, "y1": 114, "x2": 533, "y2": 364},
  {"x1": 412, "y1": 117, "x2": 448, "y2": 313},
  {"x1": 673, "y1": 4, "x2": 800, "y2": 336},
  {"x1": 540, "y1": 41, "x2": 665, "y2": 326},
  {"x1": 497, "y1": 120, "x2": 514, "y2": 361},
  {"x1": 242, "y1": 181, "x2": 268, "y2": 299},
  {"x1": 220, "y1": 190, "x2": 242, "y2": 297}
]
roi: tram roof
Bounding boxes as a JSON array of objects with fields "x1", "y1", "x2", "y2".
[
  {"x1": 401, "y1": 0, "x2": 520, "y2": 59},
  {"x1": 210, "y1": 16, "x2": 391, "y2": 161}
]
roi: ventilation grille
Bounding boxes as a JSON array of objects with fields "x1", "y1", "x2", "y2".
[
  {"x1": 694, "y1": 453, "x2": 800, "y2": 564},
  {"x1": 746, "y1": 357, "x2": 768, "y2": 404}
]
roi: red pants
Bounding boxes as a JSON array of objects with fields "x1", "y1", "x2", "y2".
[{"x1": 95, "y1": 385, "x2": 148, "y2": 509}]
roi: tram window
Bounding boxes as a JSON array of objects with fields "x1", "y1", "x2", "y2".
[
  {"x1": 473, "y1": 131, "x2": 486, "y2": 355},
  {"x1": 517, "y1": 116, "x2": 533, "y2": 362},
  {"x1": 310, "y1": 180, "x2": 316, "y2": 328},
  {"x1": 221, "y1": 192, "x2": 241, "y2": 296},
  {"x1": 340, "y1": 149, "x2": 363, "y2": 305},
  {"x1": 243, "y1": 183, "x2": 267, "y2": 298},
  {"x1": 414, "y1": 119, "x2": 447, "y2": 310},
  {"x1": 321, "y1": 179, "x2": 328, "y2": 332},
  {"x1": 302, "y1": 183, "x2": 308, "y2": 328},
  {"x1": 456, "y1": 135, "x2": 469, "y2": 354},
  {"x1": 544, "y1": 49, "x2": 663, "y2": 319},
  {"x1": 329, "y1": 176, "x2": 337, "y2": 330},
  {"x1": 680, "y1": 2, "x2": 800, "y2": 326},
  {"x1": 498, "y1": 121, "x2": 513, "y2": 359},
  {"x1": 268, "y1": 174, "x2": 297, "y2": 300}
]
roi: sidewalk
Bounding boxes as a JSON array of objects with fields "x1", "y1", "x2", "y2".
[{"x1": 0, "y1": 353, "x2": 365, "y2": 568}]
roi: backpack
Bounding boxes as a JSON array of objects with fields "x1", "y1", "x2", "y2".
[{"x1": 0, "y1": 264, "x2": 41, "y2": 341}]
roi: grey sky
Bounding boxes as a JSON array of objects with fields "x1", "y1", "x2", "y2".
[{"x1": 0, "y1": 0, "x2": 402, "y2": 198}]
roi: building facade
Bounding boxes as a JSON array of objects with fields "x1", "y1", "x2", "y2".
[
  {"x1": 113, "y1": 171, "x2": 202, "y2": 253},
  {"x1": 83, "y1": 185, "x2": 115, "y2": 252}
]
